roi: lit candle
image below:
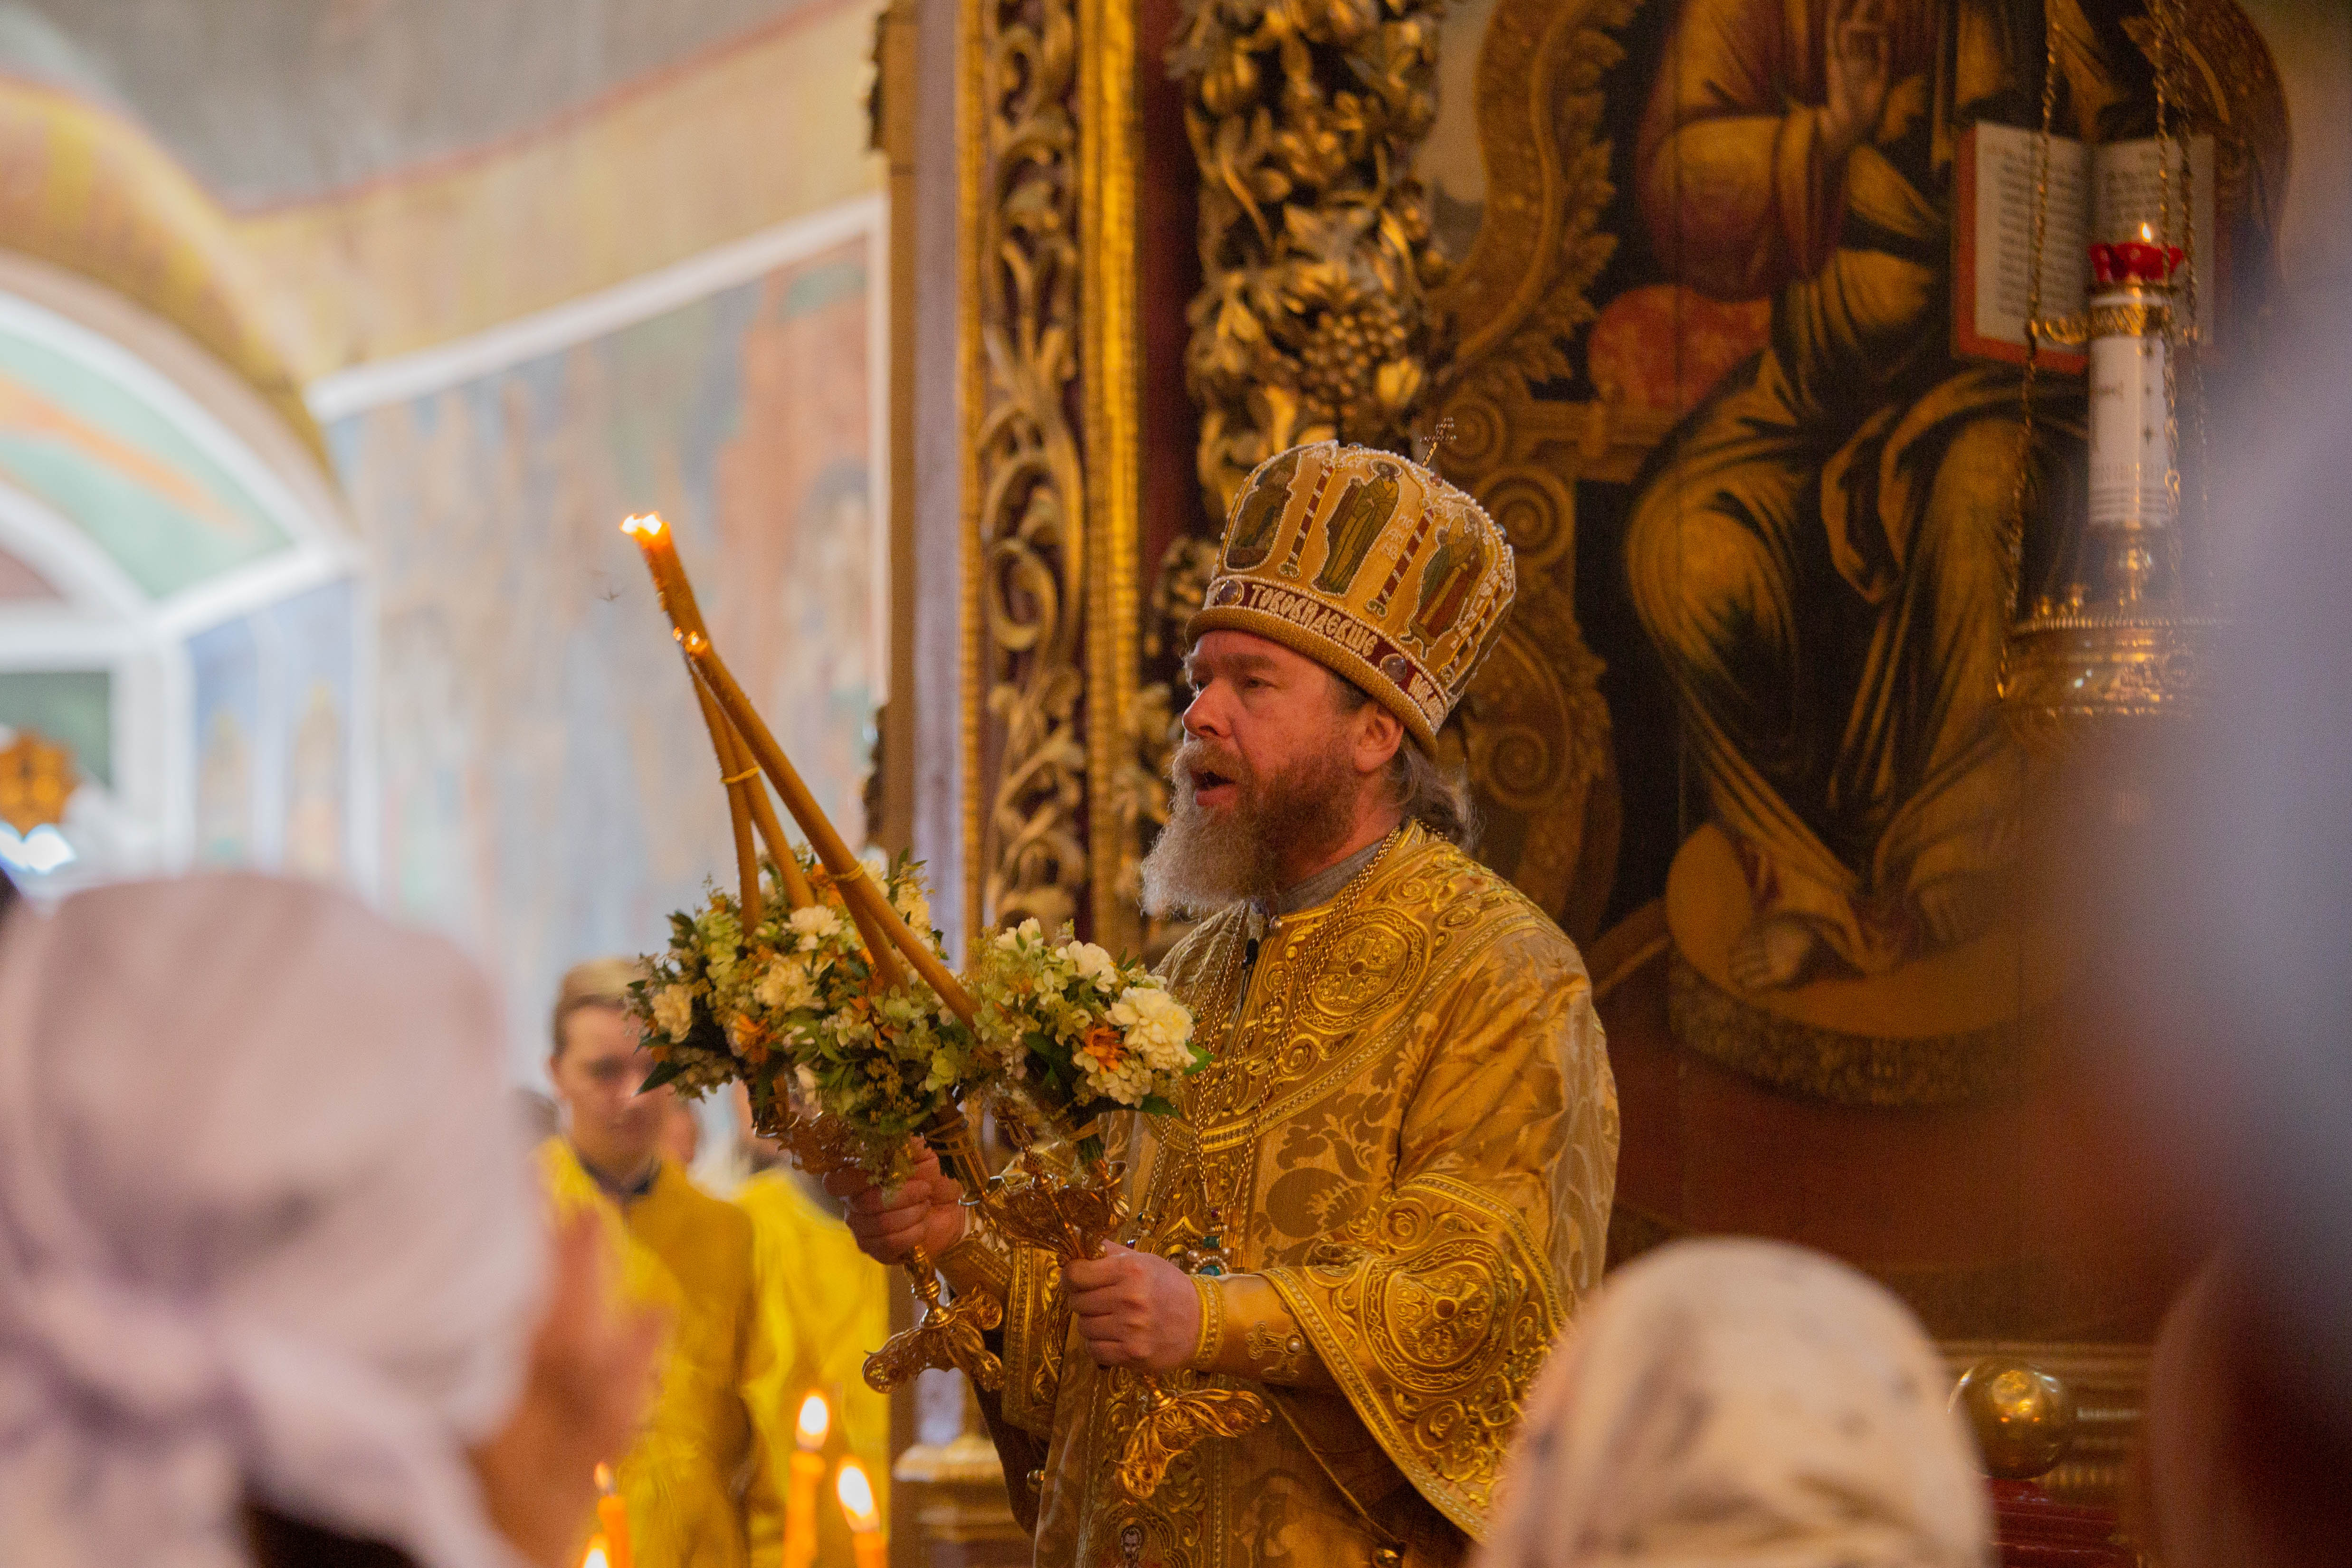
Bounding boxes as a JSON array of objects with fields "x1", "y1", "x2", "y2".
[
  {"x1": 621, "y1": 513, "x2": 709, "y2": 644},
  {"x1": 588, "y1": 1463, "x2": 632, "y2": 1568},
  {"x1": 835, "y1": 1458, "x2": 887, "y2": 1568},
  {"x1": 782, "y1": 1393, "x2": 831, "y2": 1568},
  {"x1": 2085, "y1": 230, "x2": 2182, "y2": 546}
]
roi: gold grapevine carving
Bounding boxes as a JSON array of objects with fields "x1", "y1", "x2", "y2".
[
  {"x1": 963, "y1": 0, "x2": 1090, "y2": 938},
  {"x1": 1171, "y1": 0, "x2": 1455, "y2": 524}
]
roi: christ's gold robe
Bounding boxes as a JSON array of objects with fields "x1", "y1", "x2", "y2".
[{"x1": 943, "y1": 825, "x2": 1619, "y2": 1568}]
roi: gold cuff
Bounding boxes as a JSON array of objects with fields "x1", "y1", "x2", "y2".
[
  {"x1": 1188, "y1": 1273, "x2": 1329, "y2": 1388},
  {"x1": 1187, "y1": 1274, "x2": 1225, "y2": 1371},
  {"x1": 934, "y1": 1213, "x2": 1011, "y2": 1303}
]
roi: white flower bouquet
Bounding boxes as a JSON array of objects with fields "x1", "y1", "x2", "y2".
[
  {"x1": 968, "y1": 918, "x2": 1202, "y2": 1160},
  {"x1": 632, "y1": 847, "x2": 980, "y2": 1179}
]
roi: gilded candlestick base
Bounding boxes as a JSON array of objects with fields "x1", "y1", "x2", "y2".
[
  {"x1": 982, "y1": 1147, "x2": 1267, "y2": 1497},
  {"x1": 1114, "y1": 1377, "x2": 1269, "y2": 1500},
  {"x1": 865, "y1": 1246, "x2": 1006, "y2": 1393}
]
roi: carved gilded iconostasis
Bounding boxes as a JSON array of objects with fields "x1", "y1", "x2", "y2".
[{"x1": 938, "y1": 2, "x2": 2345, "y2": 1483}]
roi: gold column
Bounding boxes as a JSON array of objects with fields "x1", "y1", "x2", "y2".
[
  {"x1": 959, "y1": 0, "x2": 1141, "y2": 949},
  {"x1": 1077, "y1": 0, "x2": 1142, "y2": 953},
  {"x1": 873, "y1": 0, "x2": 920, "y2": 858}
]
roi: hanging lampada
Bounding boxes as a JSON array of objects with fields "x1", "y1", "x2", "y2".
[{"x1": 1999, "y1": 2, "x2": 2215, "y2": 743}]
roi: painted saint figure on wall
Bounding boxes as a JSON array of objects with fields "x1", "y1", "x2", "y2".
[{"x1": 1624, "y1": 0, "x2": 2163, "y2": 988}]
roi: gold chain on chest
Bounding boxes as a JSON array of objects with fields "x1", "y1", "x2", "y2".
[{"x1": 1143, "y1": 829, "x2": 1401, "y2": 1273}]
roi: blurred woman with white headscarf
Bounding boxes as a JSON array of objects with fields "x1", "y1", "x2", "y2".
[
  {"x1": 0, "y1": 873, "x2": 661, "y2": 1568},
  {"x1": 1477, "y1": 1238, "x2": 1991, "y2": 1568}
]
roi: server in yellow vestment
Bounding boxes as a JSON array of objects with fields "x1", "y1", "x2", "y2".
[
  {"x1": 835, "y1": 442, "x2": 1620, "y2": 1568},
  {"x1": 733, "y1": 1097, "x2": 894, "y2": 1568},
  {"x1": 544, "y1": 958, "x2": 782, "y2": 1568}
]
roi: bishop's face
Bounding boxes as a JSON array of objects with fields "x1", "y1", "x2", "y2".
[
  {"x1": 1141, "y1": 630, "x2": 1384, "y2": 916},
  {"x1": 550, "y1": 1003, "x2": 672, "y2": 1179},
  {"x1": 1177, "y1": 630, "x2": 1353, "y2": 818}
]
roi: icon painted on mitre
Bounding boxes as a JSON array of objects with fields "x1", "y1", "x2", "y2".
[
  {"x1": 1314, "y1": 462, "x2": 1401, "y2": 596},
  {"x1": 1224, "y1": 448, "x2": 1303, "y2": 570},
  {"x1": 1410, "y1": 514, "x2": 1490, "y2": 651}
]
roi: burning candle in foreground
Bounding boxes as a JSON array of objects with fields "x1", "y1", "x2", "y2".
[
  {"x1": 782, "y1": 1392, "x2": 831, "y2": 1568},
  {"x1": 582, "y1": 1463, "x2": 631, "y2": 1568},
  {"x1": 835, "y1": 1458, "x2": 886, "y2": 1568}
]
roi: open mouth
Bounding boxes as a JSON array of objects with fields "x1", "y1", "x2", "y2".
[{"x1": 1189, "y1": 766, "x2": 1239, "y2": 808}]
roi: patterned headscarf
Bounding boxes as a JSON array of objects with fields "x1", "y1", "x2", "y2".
[
  {"x1": 1477, "y1": 1238, "x2": 1991, "y2": 1568},
  {"x1": 0, "y1": 874, "x2": 542, "y2": 1568}
]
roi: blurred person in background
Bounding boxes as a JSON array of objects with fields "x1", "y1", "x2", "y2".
[
  {"x1": 660, "y1": 1095, "x2": 704, "y2": 1171},
  {"x1": 1476, "y1": 1238, "x2": 1991, "y2": 1568},
  {"x1": 726, "y1": 1084, "x2": 891, "y2": 1568},
  {"x1": 0, "y1": 874, "x2": 662, "y2": 1568},
  {"x1": 543, "y1": 957, "x2": 781, "y2": 1568},
  {"x1": 2094, "y1": 311, "x2": 2352, "y2": 1568}
]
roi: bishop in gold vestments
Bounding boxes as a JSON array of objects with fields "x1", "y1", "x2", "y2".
[{"x1": 917, "y1": 443, "x2": 1619, "y2": 1568}]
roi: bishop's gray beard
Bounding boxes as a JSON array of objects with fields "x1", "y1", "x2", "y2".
[{"x1": 1139, "y1": 737, "x2": 1356, "y2": 919}]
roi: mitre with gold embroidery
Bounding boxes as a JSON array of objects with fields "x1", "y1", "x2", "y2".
[{"x1": 1188, "y1": 440, "x2": 1515, "y2": 751}]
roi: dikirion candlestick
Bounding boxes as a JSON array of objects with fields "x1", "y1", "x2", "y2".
[
  {"x1": 834, "y1": 1459, "x2": 887, "y2": 1568},
  {"x1": 781, "y1": 1393, "x2": 831, "y2": 1568}
]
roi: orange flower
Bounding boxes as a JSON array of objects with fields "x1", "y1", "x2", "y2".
[{"x1": 1077, "y1": 1022, "x2": 1124, "y2": 1072}]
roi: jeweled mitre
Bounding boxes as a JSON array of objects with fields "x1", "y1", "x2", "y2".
[{"x1": 1188, "y1": 440, "x2": 1515, "y2": 751}]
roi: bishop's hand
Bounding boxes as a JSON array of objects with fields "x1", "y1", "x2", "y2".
[
  {"x1": 827, "y1": 1141, "x2": 968, "y2": 1265},
  {"x1": 1065, "y1": 1242, "x2": 1202, "y2": 1373}
]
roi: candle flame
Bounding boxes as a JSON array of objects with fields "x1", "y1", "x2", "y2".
[
  {"x1": 2138, "y1": 221, "x2": 2154, "y2": 242},
  {"x1": 583, "y1": 1545, "x2": 610, "y2": 1568},
  {"x1": 835, "y1": 1460, "x2": 881, "y2": 1533},
  {"x1": 594, "y1": 1463, "x2": 616, "y2": 1495},
  {"x1": 796, "y1": 1392, "x2": 832, "y2": 1450},
  {"x1": 620, "y1": 513, "x2": 666, "y2": 539}
]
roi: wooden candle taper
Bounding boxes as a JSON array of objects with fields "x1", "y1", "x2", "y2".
[
  {"x1": 690, "y1": 667, "x2": 763, "y2": 930},
  {"x1": 622, "y1": 512, "x2": 969, "y2": 1015},
  {"x1": 683, "y1": 634, "x2": 975, "y2": 1019}
]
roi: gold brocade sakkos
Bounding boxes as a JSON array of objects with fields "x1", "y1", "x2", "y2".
[
  {"x1": 942, "y1": 826, "x2": 1619, "y2": 1568},
  {"x1": 541, "y1": 1141, "x2": 783, "y2": 1568}
]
